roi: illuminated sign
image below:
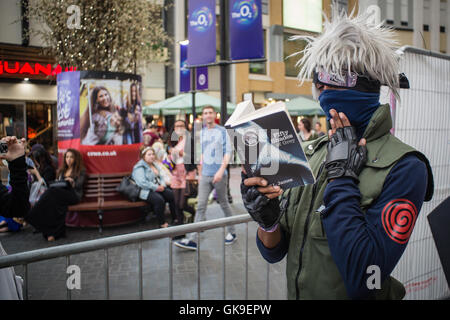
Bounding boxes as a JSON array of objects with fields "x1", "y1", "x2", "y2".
[{"x1": 0, "y1": 61, "x2": 77, "y2": 77}]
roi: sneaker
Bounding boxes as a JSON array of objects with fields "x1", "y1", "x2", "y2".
[
  {"x1": 174, "y1": 238, "x2": 198, "y2": 251},
  {"x1": 225, "y1": 233, "x2": 237, "y2": 245}
]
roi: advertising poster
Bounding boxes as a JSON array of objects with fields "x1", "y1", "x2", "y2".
[
  {"x1": 57, "y1": 71, "x2": 80, "y2": 141},
  {"x1": 181, "y1": 42, "x2": 209, "y2": 92},
  {"x1": 196, "y1": 66, "x2": 209, "y2": 90},
  {"x1": 180, "y1": 42, "x2": 191, "y2": 92},
  {"x1": 229, "y1": 0, "x2": 264, "y2": 60},
  {"x1": 187, "y1": 0, "x2": 216, "y2": 66},
  {"x1": 57, "y1": 71, "x2": 142, "y2": 174}
]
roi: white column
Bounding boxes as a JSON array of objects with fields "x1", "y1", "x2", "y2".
[
  {"x1": 174, "y1": 0, "x2": 185, "y2": 95},
  {"x1": 413, "y1": 0, "x2": 424, "y2": 48},
  {"x1": 430, "y1": 0, "x2": 440, "y2": 52}
]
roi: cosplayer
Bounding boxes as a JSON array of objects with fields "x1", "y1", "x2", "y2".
[{"x1": 241, "y1": 6, "x2": 434, "y2": 299}]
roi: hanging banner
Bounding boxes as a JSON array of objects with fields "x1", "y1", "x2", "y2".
[
  {"x1": 229, "y1": 0, "x2": 264, "y2": 60},
  {"x1": 57, "y1": 71, "x2": 80, "y2": 141},
  {"x1": 181, "y1": 44, "x2": 209, "y2": 92},
  {"x1": 187, "y1": 0, "x2": 216, "y2": 66},
  {"x1": 180, "y1": 42, "x2": 191, "y2": 92},
  {"x1": 57, "y1": 71, "x2": 142, "y2": 174},
  {"x1": 196, "y1": 66, "x2": 209, "y2": 90}
]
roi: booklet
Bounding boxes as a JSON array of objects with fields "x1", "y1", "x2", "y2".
[{"x1": 225, "y1": 100, "x2": 315, "y2": 190}]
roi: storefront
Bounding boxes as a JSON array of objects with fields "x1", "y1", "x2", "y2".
[{"x1": 0, "y1": 44, "x2": 75, "y2": 155}]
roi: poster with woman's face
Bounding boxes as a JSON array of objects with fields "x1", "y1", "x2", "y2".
[
  {"x1": 79, "y1": 79, "x2": 142, "y2": 146},
  {"x1": 123, "y1": 80, "x2": 143, "y2": 145},
  {"x1": 57, "y1": 71, "x2": 143, "y2": 174}
]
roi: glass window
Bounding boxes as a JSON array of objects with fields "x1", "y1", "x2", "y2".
[
  {"x1": 26, "y1": 103, "x2": 56, "y2": 151},
  {"x1": 401, "y1": 0, "x2": 409, "y2": 25},
  {"x1": 0, "y1": 103, "x2": 25, "y2": 138},
  {"x1": 283, "y1": 0, "x2": 322, "y2": 33},
  {"x1": 262, "y1": 0, "x2": 269, "y2": 15},
  {"x1": 283, "y1": 32, "x2": 307, "y2": 78},
  {"x1": 336, "y1": 0, "x2": 348, "y2": 13},
  {"x1": 249, "y1": 29, "x2": 267, "y2": 75}
]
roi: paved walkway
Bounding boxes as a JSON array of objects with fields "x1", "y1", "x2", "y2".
[{"x1": 0, "y1": 167, "x2": 287, "y2": 300}]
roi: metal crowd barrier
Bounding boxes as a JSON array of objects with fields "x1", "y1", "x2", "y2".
[
  {"x1": 380, "y1": 46, "x2": 450, "y2": 300},
  {"x1": 0, "y1": 214, "x2": 278, "y2": 300}
]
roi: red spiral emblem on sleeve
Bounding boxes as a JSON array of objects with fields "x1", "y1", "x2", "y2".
[{"x1": 381, "y1": 199, "x2": 418, "y2": 244}]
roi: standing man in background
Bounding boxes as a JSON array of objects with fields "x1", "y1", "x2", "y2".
[
  {"x1": 174, "y1": 106, "x2": 236, "y2": 250},
  {"x1": 315, "y1": 122, "x2": 326, "y2": 137}
]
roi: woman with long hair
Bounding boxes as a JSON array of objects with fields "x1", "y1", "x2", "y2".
[
  {"x1": 132, "y1": 146, "x2": 177, "y2": 228},
  {"x1": 26, "y1": 149, "x2": 86, "y2": 241},
  {"x1": 80, "y1": 86, "x2": 119, "y2": 145},
  {"x1": 124, "y1": 83, "x2": 142, "y2": 144},
  {"x1": 168, "y1": 120, "x2": 189, "y2": 225},
  {"x1": 297, "y1": 118, "x2": 318, "y2": 142},
  {"x1": 31, "y1": 147, "x2": 56, "y2": 185}
]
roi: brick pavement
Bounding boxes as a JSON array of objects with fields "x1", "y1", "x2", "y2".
[{"x1": 0, "y1": 167, "x2": 287, "y2": 300}]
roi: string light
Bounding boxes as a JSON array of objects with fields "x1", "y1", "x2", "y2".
[{"x1": 26, "y1": 0, "x2": 171, "y2": 73}]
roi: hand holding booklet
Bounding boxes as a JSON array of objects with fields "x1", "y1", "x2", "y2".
[{"x1": 225, "y1": 100, "x2": 315, "y2": 190}]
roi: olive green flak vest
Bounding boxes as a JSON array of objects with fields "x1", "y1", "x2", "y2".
[{"x1": 280, "y1": 104, "x2": 434, "y2": 300}]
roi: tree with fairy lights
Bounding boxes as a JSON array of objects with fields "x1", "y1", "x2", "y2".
[{"x1": 25, "y1": 0, "x2": 172, "y2": 73}]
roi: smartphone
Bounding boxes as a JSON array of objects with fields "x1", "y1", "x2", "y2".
[{"x1": 0, "y1": 142, "x2": 8, "y2": 154}]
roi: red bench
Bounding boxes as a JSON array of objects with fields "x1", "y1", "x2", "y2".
[{"x1": 68, "y1": 172, "x2": 148, "y2": 233}]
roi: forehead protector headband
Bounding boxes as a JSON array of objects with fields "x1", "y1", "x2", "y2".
[{"x1": 313, "y1": 70, "x2": 410, "y2": 92}]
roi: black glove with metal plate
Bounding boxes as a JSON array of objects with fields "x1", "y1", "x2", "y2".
[
  {"x1": 325, "y1": 126, "x2": 367, "y2": 183},
  {"x1": 240, "y1": 171, "x2": 286, "y2": 231}
]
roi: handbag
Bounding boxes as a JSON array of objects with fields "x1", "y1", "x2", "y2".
[
  {"x1": 29, "y1": 179, "x2": 47, "y2": 206},
  {"x1": 184, "y1": 179, "x2": 198, "y2": 198},
  {"x1": 116, "y1": 176, "x2": 141, "y2": 202}
]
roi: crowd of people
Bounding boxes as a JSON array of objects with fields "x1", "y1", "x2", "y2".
[
  {"x1": 0, "y1": 143, "x2": 86, "y2": 241},
  {"x1": 0, "y1": 105, "x2": 237, "y2": 247},
  {"x1": 0, "y1": 108, "x2": 328, "y2": 241}
]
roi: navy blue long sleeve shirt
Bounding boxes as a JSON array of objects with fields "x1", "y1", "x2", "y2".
[{"x1": 256, "y1": 154, "x2": 428, "y2": 299}]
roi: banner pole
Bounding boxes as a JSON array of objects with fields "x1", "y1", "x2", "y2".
[
  {"x1": 191, "y1": 67, "x2": 197, "y2": 167},
  {"x1": 220, "y1": 0, "x2": 229, "y2": 126}
]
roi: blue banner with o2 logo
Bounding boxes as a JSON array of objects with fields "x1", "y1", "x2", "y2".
[
  {"x1": 229, "y1": 0, "x2": 264, "y2": 60},
  {"x1": 187, "y1": 0, "x2": 216, "y2": 66}
]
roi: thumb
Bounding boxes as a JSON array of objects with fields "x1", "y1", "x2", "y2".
[{"x1": 358, "y1": 138, "x2": 367, "y2": 147}]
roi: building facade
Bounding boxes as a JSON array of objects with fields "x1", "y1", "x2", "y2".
[
  {"x1": 231, "y1": 0, "x2": 449, "y2": 107},
  {"x1": 168, "y1": 0, "x2": 448, "y2": 126},
  {"x1": 1, "y1": 0, "x2": 448, "y2": 146}
]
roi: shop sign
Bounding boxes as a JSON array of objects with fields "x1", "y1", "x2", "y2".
[{"x1": 0, "y1": 61, "x2": 77, "y2": 77}]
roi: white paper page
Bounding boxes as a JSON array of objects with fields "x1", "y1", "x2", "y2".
[
  {"x1": 229, "y1": 101, "x2": 288, "y2": 127},
  {"x1": 225, "y1": 100, "x2": 255, "y2": 127}
]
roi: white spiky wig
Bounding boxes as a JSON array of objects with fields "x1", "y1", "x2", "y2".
[{"x1": 292, "y1": 4, "x2": 401, "y2": 98}]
